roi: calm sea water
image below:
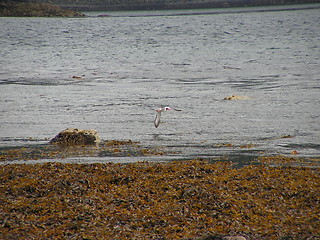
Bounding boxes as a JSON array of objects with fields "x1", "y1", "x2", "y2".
[{"x1": 1, "y1": 5, "x2": 320, "y2": 163}]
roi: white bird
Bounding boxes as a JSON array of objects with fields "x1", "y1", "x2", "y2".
[{"x1": 154, "y1": 106, "x2": 181, "y2": 128}]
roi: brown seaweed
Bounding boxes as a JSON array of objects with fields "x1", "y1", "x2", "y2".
[{"x1": 0, "y1": 160, "x2": 319, "y2": 239}]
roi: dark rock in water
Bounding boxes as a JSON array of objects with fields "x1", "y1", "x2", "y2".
[{"x1": 50, "y1": 128, "x2": 100, "y2": 146}]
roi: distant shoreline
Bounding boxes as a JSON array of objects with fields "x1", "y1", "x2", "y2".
[
  {"x1": 0, "y1": 2, "x2": 85, "y2": 17},
  {"x1": 85, "y1": 3, "x2": 320, "y2": 18},
  {"x1": 58, "y1": 0, "x2": 320, "y2": 12},
  {"x1": 1, "y1": 1, "x2": 319, "y2": 17}
]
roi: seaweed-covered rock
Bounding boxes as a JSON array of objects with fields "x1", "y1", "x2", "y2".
[
  {"x1": 223, "y1": 95, "x2": 254, "y2": 100},
  {"x1": 49, "y1": 128, "x2": 100, "y2": 146}
]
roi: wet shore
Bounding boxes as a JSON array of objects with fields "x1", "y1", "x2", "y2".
[{"x1": 1, "y1": 159, "x2": 319, "y2": 239}]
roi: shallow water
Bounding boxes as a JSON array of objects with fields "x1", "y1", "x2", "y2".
[{"x1": 1, "y1": 5, "x2": 320, "y2": 164}]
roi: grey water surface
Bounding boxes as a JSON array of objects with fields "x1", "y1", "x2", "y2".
[{"x1": 1, "y1": 5, "x2": 320, "y2": 164}]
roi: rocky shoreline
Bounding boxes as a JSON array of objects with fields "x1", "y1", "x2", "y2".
[
  {"x1": 0, "y1": 2, "x2": 85, "y2": 17},
  {"x1": 1, "y1": 159, "x2": 319, "y2": 239}
]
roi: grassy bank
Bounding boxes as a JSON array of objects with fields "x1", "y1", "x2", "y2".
[{"x1": 0, "y1": 160, "x2": 319, "y2": 239}]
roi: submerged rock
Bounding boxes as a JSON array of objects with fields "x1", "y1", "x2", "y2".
[
  {"x1": 223, "y1": 95, "x2": 254, "y2": 100},
  {"x1": 49, "y1": 128, "x2": 100, "y2": 146}
]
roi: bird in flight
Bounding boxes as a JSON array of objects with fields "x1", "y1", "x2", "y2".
[{"x1": 154, "y1": 106, "x2": 181, "y2": 128}]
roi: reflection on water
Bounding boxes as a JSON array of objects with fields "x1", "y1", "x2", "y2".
[{"x1": 0, "y1": 5, "x2": 320, "y2": 164}]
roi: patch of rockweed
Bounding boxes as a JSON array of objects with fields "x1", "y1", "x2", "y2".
[{"x1": 0, "y1": 160, "x2": 319, "y2": 239}]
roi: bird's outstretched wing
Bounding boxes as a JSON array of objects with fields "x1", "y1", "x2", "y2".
[{"x1": 154, "y1": 111, "x2": 161, "y2": 128}]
